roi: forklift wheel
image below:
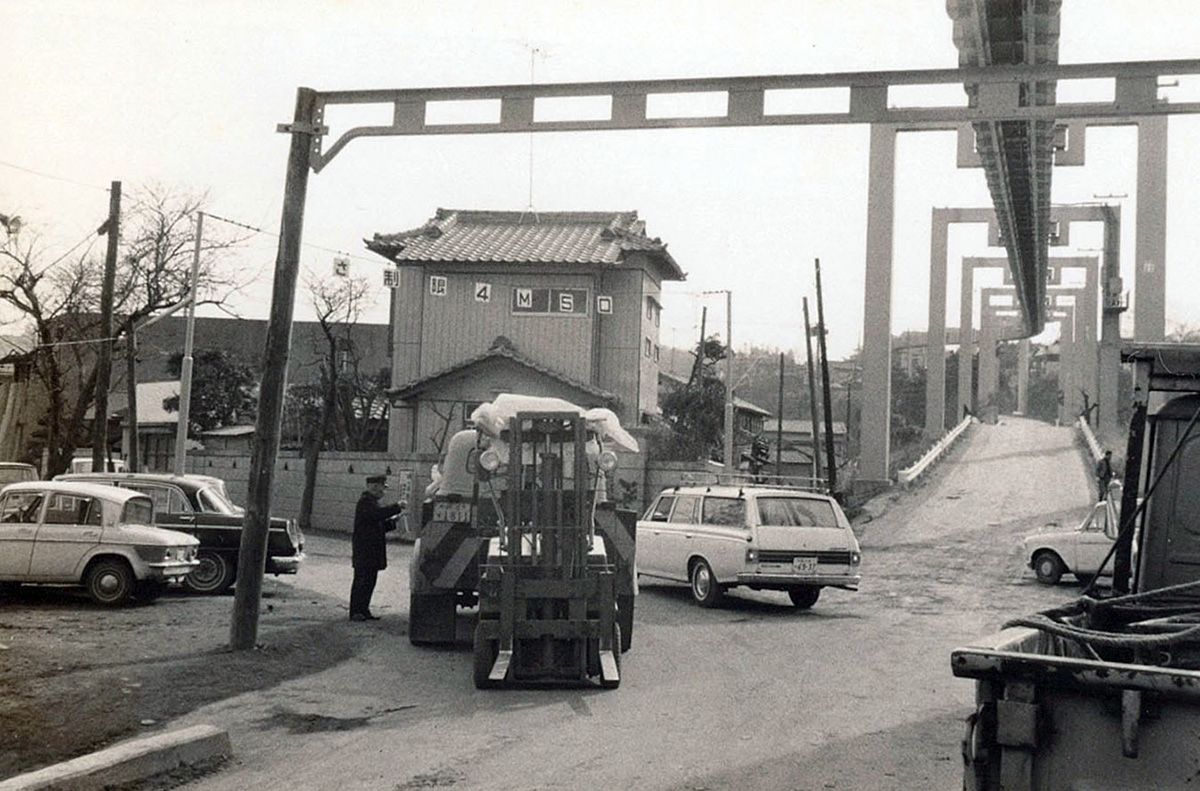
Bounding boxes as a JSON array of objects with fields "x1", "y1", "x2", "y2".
[
  {"x1": 617, "y1": 595, "x2": 634, "y2": 653},
  {"x1": 472, "y1": 624, "x2": 501, "y2": 689},
  {"x1": 600, "y1": 624, "x2": 622, "y2": 690}
]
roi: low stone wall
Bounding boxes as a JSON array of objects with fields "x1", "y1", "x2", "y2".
[
  {"x1": 185, "y1": 451, "x2": 734, "y2": 534},
  {"x1": 185, "y1": 449, "x2": 437, "y2": 537}
]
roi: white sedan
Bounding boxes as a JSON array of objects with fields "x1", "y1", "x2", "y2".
[
  {"x1": 1023, "y1": 499, "x2": 1121, "y2": 585},
  {"x1": 0, "y1": 481, "x2": 199, "y2": 605}
]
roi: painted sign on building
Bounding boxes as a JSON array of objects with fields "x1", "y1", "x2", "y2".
[{"x1": 511, "y1": 287, "x2": 588, "y2": 316}]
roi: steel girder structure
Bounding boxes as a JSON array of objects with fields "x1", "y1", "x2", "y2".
[{"x1": 241, "y1": 54, "x2": 1200, "y2": 594}]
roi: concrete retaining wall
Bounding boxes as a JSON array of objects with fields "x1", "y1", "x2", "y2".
[{"x1": 185, "y1": 449, "x2": 437, "y2": 537}]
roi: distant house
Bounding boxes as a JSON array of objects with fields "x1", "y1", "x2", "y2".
[
  {"x1": 1, "y1": 315, "x2": 390, "y2": 473},
  {"x1": 0, "y1": 334, "x2": 36, "y2": 464},
  {"x1": 759, "y1": 417, "x2": 847, "y2": 482},
  {"x1": 367, "y1": 209, "x2": 685, "y2": 455},
  {"x1": 657, "y1": 369, "x2": 771, "y2": 432}
]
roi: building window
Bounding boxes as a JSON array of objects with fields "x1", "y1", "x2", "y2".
[
  {"x1": 644, "y1": 338, "x2": 652, "y2": 358},
  {"x1": 654, "y1": 344, "x2": 660, "y2": 361},
  {"x1": 645, "y1": 296, "x2": 661, "y2": 326}
]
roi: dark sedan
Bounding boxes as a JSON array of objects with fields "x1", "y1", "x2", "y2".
[{"x1": 54, "y1": 472, "x2": 304, "y2": 594}]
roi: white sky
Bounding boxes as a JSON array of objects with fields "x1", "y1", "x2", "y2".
[{"x1": 3, "y1": 1, "x2": 1200, "y2": 360}]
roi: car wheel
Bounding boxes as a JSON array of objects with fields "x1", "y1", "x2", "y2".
[
  {"x1": 1033, "y1": 551, "x2": 1064, "y2": 585},
  {"x1": 85, "y1": 559, "x2": 134, "y2": 606},
  {"x1": 689, "y1": 559, "x2": 723, "y2": 608},
  {"x1": 184, "y1": 550, "x2": 236, "y2": 594},
  {"x1": 788, "y1": 586, "x2": 821, "y2": 609}
]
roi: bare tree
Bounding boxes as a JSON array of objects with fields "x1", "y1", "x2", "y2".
[
  {"x1": 0, "y1": 222, "x2": 106, "y2": 472},
  {"x1": 294, "y1": 270, "x2": 375, "y2": 533},
  {"x1": 0, "y1": 186, "x2": 244, "y2": 475}
]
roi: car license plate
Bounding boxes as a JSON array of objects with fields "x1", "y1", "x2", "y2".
[
  {"x1": 792, "y1": 556, "x2": 818, "y2": 574},
  {"x1": 433, "y1": 501, "x2": 472, "y2": 523}
]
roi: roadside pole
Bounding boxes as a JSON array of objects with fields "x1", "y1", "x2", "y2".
[
  {"x1": 174, "y1": 211, "x2": 203, "y2": 475},
  {"x1": 231, "y1": 89, "x2": 316, "y2": 650},
  {"x1": 803, "y1": 296, "x2": 823, "y2": 486},
  {"x1": 723, "y1": 290, "x2": 734, "y2": 471},
  {"x1": 815, "y1": 259, "x2": 838, "y2": 494},
  {"x1": 92, "y1": 181, "x2": 120, "y2": 472}
]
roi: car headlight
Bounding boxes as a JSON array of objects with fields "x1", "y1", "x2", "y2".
[
  {"x1": 597, "y1": 450, "x2": 618, "y2": 472},
  {"x1": 135, "y1": 545, "x2": 169, "y2": 562},
  {"x1": 850, "y1": 551, "x2": 862, "y2": 566}
]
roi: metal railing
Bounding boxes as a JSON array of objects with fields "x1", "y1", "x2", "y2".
[{"x1": 897, "y1": 416, "x2": 973, "y2": 485}]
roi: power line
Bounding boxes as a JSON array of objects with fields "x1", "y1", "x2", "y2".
[
  {"x1": 1, "y1": 158, "x2": 385, "y2": 267},
  {"x1": 202, "y1": 212, "x2": 382, "y2": 266},
  {"x1": 0, "y1": 159, "x2": 109, "y2": 193}
]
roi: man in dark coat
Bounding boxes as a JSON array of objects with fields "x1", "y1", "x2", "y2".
[
  {"x1": 349, "y1": 474, "x2": 405, "y2": 621},
  {"x1": 1095, "y1": 450, "x2": 1115, "y2": 500}
]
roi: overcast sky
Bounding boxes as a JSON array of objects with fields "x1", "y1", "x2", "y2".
[{"x1": 3, "y1": 1, "x2": 1199, "y2": 360}]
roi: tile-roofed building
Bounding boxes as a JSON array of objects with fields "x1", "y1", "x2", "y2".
[
  {"x1": 367, "y1": 209, "x2": 686, "y2": 455},
  {"x1": 367, "y1": 209, "x2": 683, "y2": 278}
]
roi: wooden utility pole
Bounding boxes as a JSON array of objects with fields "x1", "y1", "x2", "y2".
[
  {"x1": 687, "y1": 307, "x2": 707, "y2": 388},
  {"x1": 815, "y1": 259, "x2": 838, "y2": 495},
  {"x1": 775, "y1": 352, "x2": 784, "y2": 479},
  {"x1": 803, "y1": 297, "x2": 823, "y2": 486},
  {"x1": 92, "y1": 181, "x2": 120, "y2": 472},
  {"x1": 723, "y1": 291, "x2": 734, "y2": 471},
  {"x1": 174, "y1": 211, "x2": 203, "y2": 475},
  {"x1": 231, "y1": 89, "x2": 317, "y2": 650},
  {"x1": 125, "y1": 325, "x2": 139, "y2": 471}
]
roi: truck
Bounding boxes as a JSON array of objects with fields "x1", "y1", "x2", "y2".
[
  {"x1": 408, "y1": 394, "x2": 638, "y2": 674},
  {"x1": 953, "y1": 343, "x2": 1200, "y2": 789}
]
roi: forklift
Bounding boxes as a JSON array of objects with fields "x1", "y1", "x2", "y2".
[{"x1": 471, "y1": 409, "x2": 626, "y2": 689}]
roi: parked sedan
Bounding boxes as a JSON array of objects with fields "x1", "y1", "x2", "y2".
[
  {"x1": 55, "y1": 472, "x2": 304, "y2": 594},
  {"x1": 0, "y1": 480, "x2": 198, "y2": 605},
  {"x1": 1023, "y1": 499, "x2": 1121, "y2": 585},
  {"x1": 0, "y1": 462, "x2": 38, "y2": 485}
]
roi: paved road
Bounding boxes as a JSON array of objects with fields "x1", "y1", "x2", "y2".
[{"x1": 172, "y1": 416, "x2": 1093, "y2": 791}]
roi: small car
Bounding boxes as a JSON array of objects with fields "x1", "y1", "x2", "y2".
[
  {"x1": 0, "y1": 462, "x2": 38, "y2": 485},
  {"x1": 55, "y1": 472, "x2": 304, "y2": 594},
  {"x1": 636, "y1": 484, "x2": 862, "y2": 608},
  {"x1": 0, "y1": 480, "x2": 199, "y2": 605},
  {"x1": 1024, "y1": 498, "x2": 1121, "y2": 585}
]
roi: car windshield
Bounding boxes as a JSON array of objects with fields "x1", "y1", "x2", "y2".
[
  {"x1": 756, "y1": 496, "x2": 840, "y2": 528},
  {"x1": 196, "y1": 486, "x2": 238, "y2": 515},
  {"x1": 0, "y1": 466, "x2": 36, "y2": 485},
  {"x1": 120, "y1": 496, "x2": 154, "y2": 525}
]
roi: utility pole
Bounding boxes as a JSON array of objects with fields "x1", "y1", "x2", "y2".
[
  {"x1": 723, "y1": 290, "x2": 734, "y2": 472},
  {"x1": 775, "y1": 352, "x2": 784, "y2": 481},
  {"x1": 688, "y1": 307, "x2": 707, "y2": 389},
  {"x1": 803, "y1": 297, "x2": 823, "y2": 487},
  {"x1": 815, "y1": 259, "x2": 838, "y2": 495},
  {"x1": 232, "y1": 89, "x2": 316, "y2": 650},
  {"x1": 175, "y1": 211, "x2": 203, "y2": 475},
  {"x1": 125, "y1": 324, "x2": 139, "y2": 472},
  {"x1": 92, "y1": 181, "x2": 120, "y2": 473}
]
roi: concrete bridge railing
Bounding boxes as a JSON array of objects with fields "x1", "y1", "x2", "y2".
[
  {"x1": 897, "y1": 416, "x2": 973, "y2": 485},
  {"x1": 1077, "y1": 416, "x2": 1103, "y2": 461}
]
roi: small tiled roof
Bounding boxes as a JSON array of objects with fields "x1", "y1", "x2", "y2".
[
  {"x1": 762, "y1": 418, "x2": 847, "y2": 436},
  {"x1": 366, "y1": 209, "x2": 684, "y2": 281},
  {"x1": 389, "y1": 345, "x2": 618, "y2": 406}
]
